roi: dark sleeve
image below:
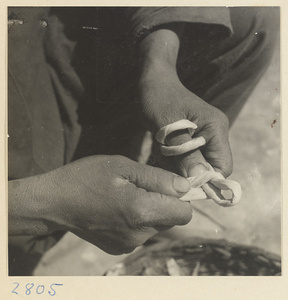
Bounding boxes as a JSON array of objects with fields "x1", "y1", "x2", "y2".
[{"x1": 125, "y1": 7, "x2": 233, "y2": 39}]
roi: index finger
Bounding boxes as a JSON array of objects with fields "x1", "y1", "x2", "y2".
[{"x1": 132, "y1": 185, "x2": 193, "y2": 227}]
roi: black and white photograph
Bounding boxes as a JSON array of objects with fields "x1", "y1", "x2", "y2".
[{"x1": 6, "y1": 4, "x2": 282, "y2": 282}]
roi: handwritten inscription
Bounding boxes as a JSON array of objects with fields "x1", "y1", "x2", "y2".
[{"x1": 12, "y1": 282, "x2": 63, "y2": 296}]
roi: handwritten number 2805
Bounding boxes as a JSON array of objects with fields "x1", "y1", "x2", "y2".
[{"x1": 12, "y1": 282, "x2": 63, "y2": 296}]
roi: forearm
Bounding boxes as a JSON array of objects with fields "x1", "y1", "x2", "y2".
[
  {"x1": 137, "y1": 24, "x2": 183, "y2": 76},
  {"x1": 136, "y1": 24, "x2": 188, "y2": 131},
  {"x1": 8, "y1": 175, "x2": 59, "y2": 236}
]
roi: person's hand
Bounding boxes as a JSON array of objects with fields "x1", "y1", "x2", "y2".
[
  {"x1": 139, "y1": 65, "x2": 232, "y2": 178},
  {"x1": 9, "y1": 155, "x2": 192, "y2": 255},
  {"x1": 137, "y1": 28, "x2": 232, "y2": 178}
]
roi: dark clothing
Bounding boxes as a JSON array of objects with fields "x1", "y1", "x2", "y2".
[{"x1": 8, "y1": 7, "x2": 279, "y2": 275}]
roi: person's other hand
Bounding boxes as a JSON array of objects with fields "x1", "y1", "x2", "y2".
[
  {"x1": 138, "y1": 64, "x2": 232, "y2": 178},
  {"x1": 43, "y1": 155, "x2": 192, "y2": 254},
  {"x1": 137, "y1": 27, "x2": 232, "y2": 178}
]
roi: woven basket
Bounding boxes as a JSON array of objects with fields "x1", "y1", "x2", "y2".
[{"x1": 105, "y1": 237, "x2": 281, "y2": 276}]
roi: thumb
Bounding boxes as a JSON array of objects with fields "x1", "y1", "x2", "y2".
[
  {"x1": 165, "y1": 129, "x2": 208, "y2": 177},
  {"x1": 126, "y1": 161, "x2": 191, "y2": 198}
]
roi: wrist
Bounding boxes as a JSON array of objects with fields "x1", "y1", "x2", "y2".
[
  {"x1": 139, "y1": 59, "x2": 179, "y2": 89},
  {"x1": 8, "y1": 174, "x2": 60, "y2": 236}
]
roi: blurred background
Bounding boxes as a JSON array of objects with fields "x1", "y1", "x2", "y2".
[{"x1": 34, "y1": 42, "x2": 280, "y2": 276}]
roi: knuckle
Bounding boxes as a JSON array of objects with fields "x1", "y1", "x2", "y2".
[
  {"x1": 137, "y1": 165, "x2": 150, "y2": 185},
  {"x1": 216, "y1": 110, "x2": 230, "y2": 129},
  {"x1": 129, "y1": 200, "x2": 154, "y2": 230},
  {"x1": 207, "y1": 106, "x2": 229, "y2": 129},
  {"x1": 135, "y1": 204, "x2": 155, "y2": 226},
  {"x1": 129, "y1": 205, "x2": 157, "y2": 234},
  {"x1": 142, "y1": 165, "x2": 161, "y2": 187},
  {"x1": 110, "y1": 155, "x2": 131, "y2": 170},
  {"x1": 150, "y1": 168, "x2": 162, "y2": 190}
]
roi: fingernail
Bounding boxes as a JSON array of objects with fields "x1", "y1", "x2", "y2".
[
  {"x1": 173, "y1": 176, "x2": 190, "y2": 193},
  {"x1": 188, "y1": 163, "x2": 208, "y2": 177}
]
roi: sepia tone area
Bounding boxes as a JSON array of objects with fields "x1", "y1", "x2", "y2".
[{"x1": 34, "y1": 47, "x2": 280, "y2": 276}]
